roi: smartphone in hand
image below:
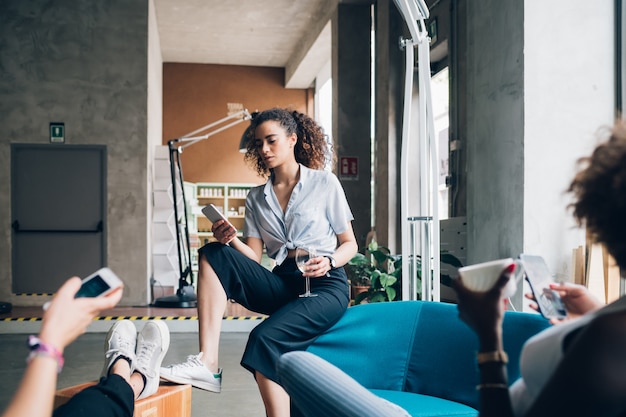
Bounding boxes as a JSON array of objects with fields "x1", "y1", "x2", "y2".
[
  {"x1": 75, "y1": 267, "x2": 123, "y2": 298},
  {"x1": 201, "y1": 204, "x2": 228, "y2": 224},
  {"x1": 520, "y1": 254, "x2": 567, "y2": 320},
  {"x1": 43, "y1": 267, "x2": 123, "y2": 310}
]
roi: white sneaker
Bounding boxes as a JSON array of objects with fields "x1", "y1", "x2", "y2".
[
  {"x1": 135, "y1": 320, "x2": 170, "y2": 399},
  {"x1": 101, "y1": 320, "x2": 137, "y2": 379},
  {"x1": 160, "y1": 352, "x2": 222, "y2": 393}
]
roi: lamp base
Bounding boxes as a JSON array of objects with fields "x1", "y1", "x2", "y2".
[
  {"x1": 153, "y1": 285, "x2": 197, "y2": 308},
  {"x1": 0, "y1": 301, "x2": 11, "y2": 314}
]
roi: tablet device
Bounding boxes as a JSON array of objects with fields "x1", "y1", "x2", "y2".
[
  {"x1": 519, "y1": 254, "x2": 567, "y2": 320},
  {"x1": 202, "y1": 204, "x2": 228, "y2": 224}
]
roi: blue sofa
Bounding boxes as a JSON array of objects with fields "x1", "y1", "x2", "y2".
[{"x1": 305, "y1": 301, "x2": 551, "y2": 417}]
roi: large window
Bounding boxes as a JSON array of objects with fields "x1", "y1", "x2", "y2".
[{"x1": 431, "y1": 67, "x2": 449, "y2": 220}]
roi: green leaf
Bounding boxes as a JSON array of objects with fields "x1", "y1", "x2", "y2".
[
  {"x1": 441, "y1": 252, "x2": 464, "y2": 268},
  {"x1": 348, "y1": 253, "x2": 369, "y2": 266},
  {"x1": 371, "y1": 250, "x2": 390, "y2": 268},
  {"x1": 369, "y1": 292, "x2": 386, "y2": 303},
  {"x1": 354, "y1": 291, "x2": 370, "y2": 305},
  {"x1": 379, "y1": 273, "x2": 397, "y2": 288}
]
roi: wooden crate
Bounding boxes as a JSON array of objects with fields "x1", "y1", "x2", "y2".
[{"x1": 54, "y1": 381, "x2": 191, "y2": 417}]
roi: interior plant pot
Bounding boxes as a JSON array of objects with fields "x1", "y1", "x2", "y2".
[{"x1": 351, "y1": 284, "x2": 370, "y2": 300}]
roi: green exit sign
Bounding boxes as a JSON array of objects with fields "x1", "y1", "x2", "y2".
[{"x1": 50, "y1": 122, "x2": 65, "y2": 143}]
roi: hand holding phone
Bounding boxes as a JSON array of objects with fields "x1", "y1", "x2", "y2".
[
  {"x1": 202, "y1": 204, "x2": 228, "y2": 224},
  {"x1": 74, "y1": 267, "x2": 123, "y2": 298},
  {"x1": 520, "y1": 254, "x2": 567, "y2": 320},
  {"x1": 44, "y1": 267, "x2": 123, "y2": 310},
  {"x1": 201, "y1": 203, "x2": 237, "y2": 244}
]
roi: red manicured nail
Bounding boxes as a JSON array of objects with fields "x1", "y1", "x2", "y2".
[{"x1": 505, "y1": 264, "x2": 516, "y2": 273}]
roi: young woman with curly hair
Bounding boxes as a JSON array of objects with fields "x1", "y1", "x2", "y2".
[
  {"x1": 452, "y1": 119, "x2": 626, "y2": 417},
  {"x1": 160, "y1": 108, "x2": 358, "y2": 417}
]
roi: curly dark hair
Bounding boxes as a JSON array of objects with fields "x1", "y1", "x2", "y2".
[
  {"x1": 568, "y1": 121, "x2": 626, "y2": 268},
  {"x1": 242, "y1": 108, "x2": 335, "y2": 177}
]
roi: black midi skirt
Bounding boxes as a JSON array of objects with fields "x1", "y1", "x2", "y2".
[{"x1": 198, "y1": 242, "x2": 350, "y2": 383}]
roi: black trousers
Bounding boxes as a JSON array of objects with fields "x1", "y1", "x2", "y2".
[
  {"x1": 53, "y1": 375, "x2": 134, "y2": 417},
  {"x1": 199, "y1": 243, "x2": 350, "y2": 383}
]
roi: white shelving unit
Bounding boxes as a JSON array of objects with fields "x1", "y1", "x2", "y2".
[
  {"x1": 193, "y1": 183, "x2": 257, "y2": 244},
  {"x1": 152, "y1": 146, "x2": 182, "y2": 287}
]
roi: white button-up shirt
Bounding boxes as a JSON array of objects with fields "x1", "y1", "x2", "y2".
[{"x1": 244, "y1": 164, "x2": 354, "y2": 265}]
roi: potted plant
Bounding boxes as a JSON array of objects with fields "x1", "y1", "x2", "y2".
[
  {"x1": 345, "y1": 240, "x2": 402, "y2": 304},
  {"x1": 345, "y1": 252, "x2": 373, "y2": 300},
  {"x1": 345, "y1": 240, "x2": 464, "y2": 304}
]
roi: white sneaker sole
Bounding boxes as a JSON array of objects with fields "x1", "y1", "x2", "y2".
[{"x1": 160, "y1": 372, "x2": 221, "y2": 393}]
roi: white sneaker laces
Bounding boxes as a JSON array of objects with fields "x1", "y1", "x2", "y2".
[
  {"x1": 165, "y1": 354, "x2": 203, "y2": 371},
  {"x1": 105, "y1": 335, "x2": 134, "y2": 360},
  {"x1": 136, "y1": 341, "x2": 158, "y2": 377}
]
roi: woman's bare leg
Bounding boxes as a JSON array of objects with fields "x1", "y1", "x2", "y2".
[
  {"x1": 197, "y1": 255, "x2": 228, "y2": 373},
  {"x1": 257, "y1": 371, "x2": 291, "y2": 417}
]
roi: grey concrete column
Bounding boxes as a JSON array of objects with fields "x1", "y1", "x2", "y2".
[
  {"x1": 465, "y1": 0, "x2": 525, "y2": 265},
  {"x1": 333, "y1": 3, "x2": 373, "y2": 249},
  {"x1": 373, "y1": 0, "x2": 406, "y2": 253}
]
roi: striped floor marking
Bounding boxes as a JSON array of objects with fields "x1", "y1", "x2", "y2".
[
  {"x1": 14, "y1": 293, "x2": 55, "y2": 297},
  {"x1": 2, "y1": 315, "x2": 266, "y2": 322}
]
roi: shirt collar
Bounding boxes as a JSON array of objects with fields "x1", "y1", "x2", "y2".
[{"x1": 264, "y1": 164, "x2": 310, "y2": 195}]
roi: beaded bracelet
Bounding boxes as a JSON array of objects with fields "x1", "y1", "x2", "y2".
[{"x1": 26, "y1": 335, "x2": 64, "y2": 373}]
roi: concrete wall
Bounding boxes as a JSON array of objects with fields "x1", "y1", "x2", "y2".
[
  {"x1": 374, "y1": 0, "x2": 406, "y2": 253},
  {"x1": 466, "y1": 0, "x2": 525, "y2": 265},
  {"x1": 0, "y1": 0, "x2": 151, "y2": 305},
  {"x1": 334, "y1": 3, "x2": 374, "y2": 249},
  {"x1": 147, "y1": 0, "x2": 163, "y2": 299}
]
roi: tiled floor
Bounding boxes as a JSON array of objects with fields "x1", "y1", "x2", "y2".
[{"x1": 0, "y1": 305, "x2": 268, "y2": 417}]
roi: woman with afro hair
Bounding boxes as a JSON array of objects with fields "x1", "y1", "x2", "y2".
[{"x1": 452, "y1": 120, "x2": 626, "y2": 417}]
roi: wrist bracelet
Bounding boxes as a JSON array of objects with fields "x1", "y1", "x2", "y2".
[
  {"x1": 26, "y1": 335, "x2": 64, "y2": 373},
  {"x1": 477, "y1": 350, "x2": 508, "y2": 365},
  {"x1": 476, "y1": 383, "x2": 508, "y2": 390}
]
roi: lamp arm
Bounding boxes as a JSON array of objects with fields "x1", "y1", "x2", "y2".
[
  {"x1": 178, "y1": 115, "x2": 251, "y2": 151},
  {"x1": 183, "y1": 109, "x2": 250, "y2": 138}
]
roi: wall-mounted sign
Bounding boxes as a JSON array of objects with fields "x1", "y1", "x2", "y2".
[
  {"x1": 428, "y1": 17, "x2": 438, "y2": 44},
  {"x1": 50, "y1": 122, "x2": 65, "y2": 143},
  {"x1": 339, "y1": 156, "x2": 358, "y2": 180}
]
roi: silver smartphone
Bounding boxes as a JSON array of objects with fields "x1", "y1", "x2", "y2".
[
  {"x1": 519, "y1": 254, "x2": 567, "y2": 320},
  {"x1": 201, "y1": 204, "x2": 228, "y2": 223}
]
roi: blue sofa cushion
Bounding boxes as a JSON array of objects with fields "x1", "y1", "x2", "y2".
[
  {"x1": 307, "y1": 302, "x2": 422, "y2": 392},
  {"x1": 307, "y1": 301, "x2": 551, "y2": 412},
  {"x1": 403, "y1": 302, "x2": 550, "y2": 409}
]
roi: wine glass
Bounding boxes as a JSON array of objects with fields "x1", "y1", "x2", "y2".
[{"x1": 295, "y1": 247, "x2": 319, "y2": 298}]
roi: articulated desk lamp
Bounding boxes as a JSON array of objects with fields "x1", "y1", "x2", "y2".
[
  {"x1": 153, "y1": 109, "x2": 252, "y2": 308},
  {"x1": 393, "y1": 0, "x2": 441, "y2": 302}
]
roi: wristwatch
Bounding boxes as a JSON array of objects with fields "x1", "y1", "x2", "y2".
[{"x1": 325, "y1": 255, "x2": 337, "y2": 269}]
